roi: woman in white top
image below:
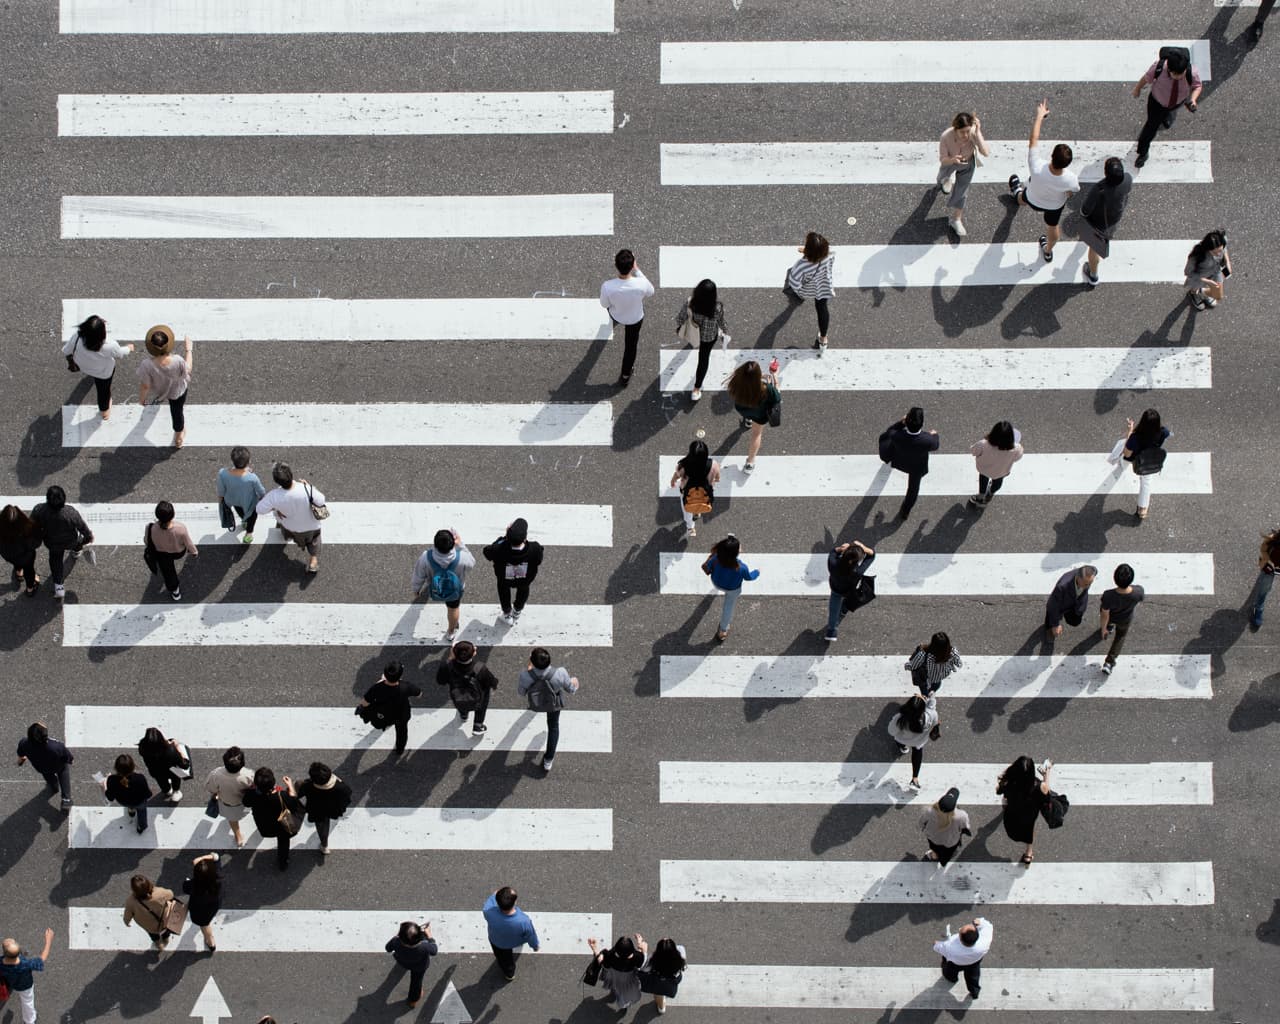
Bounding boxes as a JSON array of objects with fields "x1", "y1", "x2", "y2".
[
  {"x1": 204, "y1": 745, "x2": 254, "y2": 848},
  {"x1": 62, "y1": 314, "x2": 135, "y2": 420},
  {"x1": 137, "y1": 324, "x2": 193, "y2": 448},
  {"x1": 783, "y1": 231, "x2": 835, "y2": 353},
  {"x1": 936, "y1": 112, "x2": 990, "y2": 238}
]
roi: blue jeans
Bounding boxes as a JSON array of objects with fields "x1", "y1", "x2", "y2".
[
  {"x1": 1252, "y1": 570, "x2": 1274, "y2": 624},
  {"x1": 719, "y1": 587, "x2": 742, "y2": 632},
  {"x1": 826, "y1": 591, "x2": 845, "y2": 635},
  {"x1": 127, "y1": 803, "x2": 149, "y2": 831},
  {"x1": 544, "y1": 709, "x2": 561, "y2": 760}
]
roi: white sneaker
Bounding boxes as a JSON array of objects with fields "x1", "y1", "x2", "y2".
[
  {"x1": 687, "y1": 524, "x2": 697, "y2": 538},
  {"x1": 444, "y1": 629, "x2": 458, "y2": 643},
  {"x1": 1100, "y1": 662, "x2": 1113, "y2": 676},
  {"x1": 168, "y1": 790, "x2": 183, "y2": 803},
  {"x1": 511, "y1": 609, "x2": 521, "y2": 623},
  {"x1": 940, "y1": 174, "x2": 954, "y2": 195},
  {"x1": 1040, "y1": 759, "x2": 1054, "y2": 775},
  {"x1": 502, "y1": 611, "x2": 516, "y2": 626},
  {"x1": 541, "y1": 758, "x2": 554, "y2": 773},
  {"x1": 948, "y1": 218, "x2": 967, "y2": 238},
  {"x1": 691, "y1": 388, "x2": 702, "y2": 401},
  {"x1": 54, "y1": 584, "x2": 66, "y2": 599}
]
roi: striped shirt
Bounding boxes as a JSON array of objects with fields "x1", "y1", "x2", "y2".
[
  {"x1": 674, "y1": 301, "x2": 727, "y2": 346},
  {"x1": 786, "y1": 255, "x2": 835, "y2": 300},
  {"x1": 906, "y1": 647, "x2": 963, "y2": 694}
]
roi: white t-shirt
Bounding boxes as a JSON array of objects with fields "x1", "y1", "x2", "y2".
[
  {"x1": 256, "y1": 482, "x2": 325, "y2": 533},
  {"x1": 1024, "y1": 146, "x2": 1079, "y2": 210},
  {"x1": 599, "y1": 269, "x2": 654, "y2": 326}
]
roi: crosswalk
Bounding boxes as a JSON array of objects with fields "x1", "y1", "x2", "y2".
[{"x1": 42, "y1": 7, "x2": 1230, "y2": 1019}]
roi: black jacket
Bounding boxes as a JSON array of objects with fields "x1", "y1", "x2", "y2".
[
  {"x1": 244, "y1": 786, "x2": 304, "y2": 838},
  {"x1": 881, "y1": 423, "x2": 939, "y2": 476},
  {"x1": 296, "y1": 778, "x2": 353, "y2": 823},
  {"x1": 1045, "y1": 569, "x2": 1090, "y2": 628},
  {"x1": 362, "y1": 680, "x2": 423, "y2": 725},
  {"x1": 30, "y1": 503, "x2": 93, "y2": 549},
  {"x1": 1081, "y1": 175, "x2": 1132, "y2": 232},
  {"x1": 481, "y1": 537, "x2": 544, "y2": 584}
]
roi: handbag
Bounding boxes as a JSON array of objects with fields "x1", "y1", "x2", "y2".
[
  {"x1": 1132, "y1": 446, "x2": 1167, "y2": 476},
  {"x1": 143, "y1": 524, "x2": 159, "y2": 574},
  {"x1": 638, "y1": 969, "x2": 681, "y2": 997},
  {"x1": 204, "y1": 794, "x2": 219, "y2": 818},
  {"x1": 171, "y1": 742, "x2": 193, "y2": 779},
  {"x1": 66, "y1": 335, "x2": 80, "y2": 372},
  {"x1": 276, "y1": 792, "x2": 302, "y2": 837},
  {"x1": 767, "y1": 392, "x2": 782, "y2": 428},
  {"x1": 929, "y1": 722, "x2": 942, "y2": 742},
  {"x1": 1041, "y1": 790, "x2": 1070, "y2": 829},
  {"x1": 841, "y1": 575, "x2": 876, "y2": 613},
  {"x1": 304, "y1": 482, "x2": 330, "y2": 521},
  {"x1": 160, "y1": 898, "x2": 188, "y2": 934},
  {"x1": 581, "y1": 954, "x2": 603, "y2": 987},
  {"x1": 218, "y1": 500, "x2": 236, "y2": 530},
  {"x1": 675, "y1": 302, "x2": 698, "y2": 344}
]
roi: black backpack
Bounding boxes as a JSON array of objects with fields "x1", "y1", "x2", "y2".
[
  {"x1": 1132, "y1": 446, "x2": 1167, "y2": 476},
  {"x1": 449, "y1": 670, "x2": 482, "y2": 716},
  {"x1": 526, "y1": 673, "x2": 562, "y2": 712},
  {"x1": 1155, "y1": 45, "x2": 1192, "y2": 78}
]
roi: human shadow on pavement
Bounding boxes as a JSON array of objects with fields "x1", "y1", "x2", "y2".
[
  {"x1": 900, "y1": 502, "x2": 981, "y2": 561},
  {"x1": 999, "y1": 274, "x2": 1084, "y2": 340},
  {"x1": 1045, "y1": 492, "x2": 1137, "y2": 556},
  {"x1": 633, "y1": 595, "x2": 718, "y2": 700},
  {"x1": 863, "y1": 189, "x2": 945, "y2": 308},
  {"x1": 810, "y1": 703, "x2": 904, "y2": 856},
  {"x1": 0, "y1": 587, "x2": 62, "y2": 651},
  {"x1": 61, "y1": 952, "x2": 178, "y2": 1023},
  {"x1": 459, "y1": 957, "x2": 528, "y2": 1021},
  {"x1": 741, "y1": 627, "x2": 839, "y2": 724},
  {"x1": 965, "y1": 625, "x2": 1056, "y2": 735},
  {"x1": 1229, "y1": 672, "x2": 1280, "y2": 732},
  {"x1": 337, "y1": 960, "x2": 404, "y2": 1023},
  {"x1": 928, "y1": 194, "x2": 1020, "y2": 336},
  {"x1": 1257, "y1": 899, "x2": 1280, "y2": 946},
  {"x1": 610, "y1": 378, "x2": 670, "y2": 455},
  {"x1": 1092, "y1": 297, "x2": 1198, "y2": 416},
  {"x1": 606, "y1": 525, "x2": 677, "y2": 606},
  {"x1": 1182, "y1": 603, "x2": 1251, "y2": 679},
  {"x1": 1004, "y1": 627, "x2": 1101, "y2": 734},
  {"x1": 14, "y1": 377, "x2": 93, "y2": 487},
  {"x1": 0, "y1": 790, "x2": 64, "y2": 882},
  {"x1": 843, "y1": 858, "x2": 958, "y2": 945},
  {"x1": 1198, "y1": 5, "x2": 1253, "y2": 104}
]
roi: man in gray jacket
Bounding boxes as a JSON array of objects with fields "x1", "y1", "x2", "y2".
[
  {"x1": 1044, "y1": 565, "x2": 1097, "y2": 640},
  {"x1": 516, "y1": 647, "x2": 580, "y2": 774},
  {"x1": 411, "y1": 528, "x2": 475, "y2": 643}
]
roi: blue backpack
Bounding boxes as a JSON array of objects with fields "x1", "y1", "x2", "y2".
[{"x1": 429, "y1": 550, "x2": 464, "y2": 603}]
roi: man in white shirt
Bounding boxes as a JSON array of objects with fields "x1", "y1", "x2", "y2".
[
  {"x1": 598, "y1": 248, "x2": 654, "y2": 387},
  {"x1": 932, "y1": 916, "x2": 994, "y2": 999},
  {"x1": 255, "y1": 462, "x2": 325, "y2": 574},
  {"x1": 1006, "y1": 100, "x2": 1078, "y2": 264}
]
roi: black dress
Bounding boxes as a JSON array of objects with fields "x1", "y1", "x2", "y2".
[
  {"x1": 138, "y1": 739, "x2": 189, "y2": 795},
  {"x1": 296, "y1": 778, "x2": 353, "y2": 825},
  {"x1": 998, "y1": 777, "x2": 1042, "y2": 844},
  {"x1": 182, "y1": 867, "x2": 224, "y2": 927}
]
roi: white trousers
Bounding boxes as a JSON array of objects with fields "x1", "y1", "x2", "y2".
[{"x1": 15, "y1": 985, "x2": 36, "y2": 1024}]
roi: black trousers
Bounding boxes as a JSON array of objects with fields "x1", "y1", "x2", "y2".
[
  {"x1": 154, "y1": 550, "x2": 185, "y2": 594},
  {"x1": 617, "y1": 319, "x2": 642, "y2": 379},
  {"x1": 93, "y1": 372, "x2": 114, "y2": 411},
  {"x1": 1137, "y1": 94, "x2": 1177, "y2": 157},
  {"x1": 898, "y1": 472, "x2": 924, "y2": 519},
  {"x1": 274, "y1": 831, "x2": 291, "y2": 868},
  {"x1": 401, "y1": 964, "x2": 427, "y2": 1003},
  {"x1": 497, "y1": 578, "x2": 531, "y2": 614},
  {"x1": 167, "y1": 391, "x2": 187, "y2": 432},
  {"x1": 457, "y1": 686, "x2": 492, "y2": 727},
  {"x1": 314, "y1": 816, "x2": 333, "y2": 847},
  {"x1": 1045, "y1": 607, "x2": 1084, "y2": 630},
  {"x1": 46, "y1": 544, "x2": 82, "y2": 585},
  {"x1": 941, "y1": 956, "x2": 982, "y2": 996},
  {"x1": 977, "y1": 474, "x2": 1005, "y2": 497},
  {"x1": 911, "y1": 745, "x2": 923, "y2": 777},
  {"x1": 1257, "y1": 0, "x2": 1276, "y2": 24},
  {"x1": 4, "y1": 550, "x2": 37, "y2": 587},
  {"x1": 392, "y1": 718, "x2": 409, "y2": 754},
  {"x1": 491, "y1": 943, "x2": 517, "y2": 977},
  {"x1": 693, "y1": 339, "x2": 716, "y2": 389}
]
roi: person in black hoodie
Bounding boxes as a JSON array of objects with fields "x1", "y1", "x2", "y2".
[
  {"x1": 136, "y1": 727, "x2": 191, "y2": 803},
  {"x1": 29, "y1": 485, "x2": 94, "y2": 600},
  {"x1": 358, "y1": 660, "x2": 423, "y2": 756},
  {"x1": 436, "y1": 640, "x2": 499, "y2": 736},
  {"x1": 879, "y1": 407, "x2": 940, "y2": 522},
  {"x1": 295, "y1": 761, "x2": 352, "y2": 857},
  {"x1": 243, "y1": 767, "x2": 304, "y2": 870},
  {"x1": 0, "y1": 505, "x2": 42, "y2": 596},
  {"x1": 481, "y1": 518, "x2": 544, "y2": 625}
]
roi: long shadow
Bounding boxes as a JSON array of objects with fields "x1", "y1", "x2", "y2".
[
  {"x1": 843, "y1": 859, "x2": 956, "y2": 945},
  {"x1": 1182, "y1": 603, "x2": 1251, "y2": 679},
  {"x1": 742, "y1": 628, "x2": 834, "y2": 723},
  {"x1": 0, "y1": 789, "x2": 64, "y2": 882},
  {"x1": 337, "y1": 954, "x2": 416, "y2": 1023},
  {"x1": 60, "y1": 952, "x2": 180, "y2": 1022},
  {"x1": 755, "y1": 291, "x2": 803, "y2": 349},
  {"x1": 1003, "y1": 629, "x2": 1101, "y2": 734},
  {"x1": 1229, "y1": 673, "x2": 1280, "y2": 732},
  {"x1": 634, "y1": 594, "x2": 718, "y2": 700},
  {"x1": 458, "y1": 957, "x2": 524, "y2": 1021},
  {"x1": 605, "y1": 525, "x2": 676, "y2": 606},
  {"x1": 999, "y1": 275, "x2": 1085, "y2": 340},
  {"x1": 1257, "y1": 899, "x2": 1280, "y2": 946},
  {"x1": 1093, "y1": 297, "x2": 1197, "y2": 415},
  {"x1": 1198, "y1": 6, "x2": 1254, "y2": 104},
  {"x1": 901, "y1": 503, "x2": 981, "y2": 559},
  {"x1": 1045, "y1": 492, "x2": 1136, "y2": 555},
  {"x1": 864, "y1": 189, "x2": 945, "y2": 308},
  {"x1": 14, "y1": 378, "x2": 93, "y2": 486},
  {"x1": 811, "y1": 703, "x2": 902, "y2": 855},
  {"x1": 966, "y1": 626, "x2": 1054, "y2": 734},
  {"x1": 0, "y1": 587, "x2": 63, "y2": 651},
  {"x1": 837, "y1": 467, "x2": 897, "y2": 548},
  {"x1": 609, "y1": 377, "x2": 669, "y2": 454},
  {"x1": 929, "y1": 194, "x2": 1020, "y2": 335}
]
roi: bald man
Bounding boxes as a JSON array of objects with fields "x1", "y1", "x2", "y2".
[{"x1": 0, "y1": 929, "x2": 54, "y2": 1024}]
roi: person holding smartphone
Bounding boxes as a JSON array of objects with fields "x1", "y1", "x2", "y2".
[{"x1": 1184, "y1": 230, "x2": 1231, "y2": 310}]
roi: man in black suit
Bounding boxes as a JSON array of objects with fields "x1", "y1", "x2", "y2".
[
  {"x1": 880, "y1": 407, "x2": 940, "y2": 521},
  {"x1": 1044, "y1": 564, "x2": 1098, "y2": 639}
]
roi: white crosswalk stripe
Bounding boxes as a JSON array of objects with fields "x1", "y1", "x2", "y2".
[
  {"x1": 657, "y1": 453, "x2": 1213, "y2": 495},
  {"x1": 70, "y1": 806, "x2": 612, "y2": 850},
  {"x1": 658, "y1": 654, "x2": 1212, "y2": 699},
  {"x1": 660, "y1": 761, "x2": 1214, "y2": 805},
  {"x1": 60, "y1": 0, "x2": 617, "y2": 34},
  {"x1": 660, "y1": 39, "x2": 1213, "y2": 84},
  {"x1": 63, "y1": 402, "x2": 614, "y2": 447},
  {"x1": 659, "y1": 347, "x2": 1211, "y2": 391},
  {"x1": 67, "y1": 705, "x2": 612, "y2": 753},
  {"x1": 669, "y1": 965, "x2": 1213, "y2": 1011},
  {"x1": 62, "y1": 298, "x2": 611, "y2": 341},
  {"x1": 0, "y1": 498, "x2": 612, "y2": 547},
  {"x1": 63, "y1": 603, "x2": 613, "y2": 647},
  {"x1": 660, "y1": 552, "x2": 1214, "y2": 596},
  {"x1": 662, "y1": 140, "x2": 1212, "y2": 185},
  {"x1": 661, "y1": 241, "x2": 1194, "y2": 289},
  {"x1": 70, "y1": 907, "x2": 608, "y2": 954},
  {"x1": 59, "y1": 91, "x2": 616, "y2": 137},
  {"x1": 62, "y1": 194, "x2": 614, "y2": 239},
  {"x1": 660, "y1": 859, "x2": 1214, "y2": 905}
]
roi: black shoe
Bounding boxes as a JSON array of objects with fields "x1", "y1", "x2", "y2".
[
  {"x1": 1134, "y1": 152, "x2": 1148, "y2": 169},
  {"x1": 898, "y1": 509, "x2": 909, "y2": 522},
  {"x1": 472, "y1": 723, "x2": 487, "y2": 735},
  {"x1": 1162, "y1": 112, "x2": 1174, "y2": 129},
  {"x1": 1251, "y1": 20, "x2": 1264, "y2": 43},
  {"x1": 1007, "y1": 173, "x2": 1021, "y2": 193},
  {"x1": 615, "y1": 374, "x2": 631, "y2": 387}
]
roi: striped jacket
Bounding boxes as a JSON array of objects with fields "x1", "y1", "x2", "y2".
[{"x1": 786, "y1": 255, "x2": 835, "y2": 300}]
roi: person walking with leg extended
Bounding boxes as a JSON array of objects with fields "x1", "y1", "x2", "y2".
[
  {"x1": 968, "y1": 421, "x2": 1023, "y2": 508},
  {"x1": 30, "y1": 485, "x2": 93, "y2": 601},
  {"x1": 674, "y1": 278, "x2": 729, "y2": 401},
  {"x1": 103, "y1": 753, "x2": 153, "y2": 834},
  {"x1": 1132, "y1": 47, "x2": 1202, "y2": 169},
  {"x1": 0, "y1": 505, "x2": 42, "y2": 596},
  {"x1": 1250, "y1": 528, "x2": 1280, "y2": 631},
  {"x1": 204, "y1": 746, "x2": 254, "y2": 848},
  {"x1": 586, "y1": 934, "x2": 648, "y2": 1011},
  {"x1": 784, "y1": 231, "x2": 835, "y2": 352},
  {"x1": 933, "y1": 917, "x2": 994, "y2": 1000},
  {"x1": 1006, "y1": 100, "x2": 1078, "y2": 263},
  {"x1": 906, "y1": 632, "x2": 961, "y2": 697},
  {"x1": 483, "y1": 886, "x2": 539, "y2": 981},
  {"x1": 17, "y1": 722, "x2": 74, "y2": 811},
  {"x1": 295, "y1": 761, "x2": 352, "y2": 857},
  {"x1": 256, "y1": 462, "x2": 325, "y2": 574},
  {"x1": 216, "y1": 447, "x2": 266, "y2": 544},
  {"x1": 824, "y1": 540, "x2": 874, "y2": 642},
  {"x1": 481, "y1": 519, "x2": 543, "y2": 626},
  {"x1": 242, "y1": 767, "x2": 304, "y2": 871},
  {"x1": 1044, "y1": 565, "x2": 1097, "y2": 640},
  {"x1": 182, "y1": 853, "x2": 223, "y2": 952},
  {"x1": 888, "y1": 693, "x2": 939, "y2": 790},
  {"x1": 670, "y1": 438, "x2": 720, "y2": 540},
  {"x1": 122, "y1": 874, "x2": 177, "y2": 952},
  {"x1": 137, "y1": 325, "x2": 193, "y2": 449},
  {"x1": 726, "y1": 360, "x2": 781, "y2": 472},
  {"x1": 517, "y1": 647, "x2": 580, "y2": 774},
  {"x1": 0, "y1": 929, "x2": 54, "y2": 1024},
  {"x1": 62, "y1": 313, "x2": 134, "y2": 421},
  {"x1": 136, "y1": 727, "x2": 191, "y2": 803},
  {"x1": 1183, "y1": 231, "x2": 1232, "y2": 311},
  {"x1": 1078, "y1": 157, "x2": 1132, "y2": 287},
  {"x1": 936, "y1": 113, "x2": 990, "y2": 239},
  {"x1": 412, "y1": 528, "x2": 475, "y2": 643},
  {"x1": 640, "y1": 937, "x2": 687, "y2": 1015},
  {"x1": 921, "y1": 787, "x2": 970, "y2": 864},
  {"x1": 701, "y1": 534, "x2": 760, "y2": 642},
  {"x1": 385, "y1": 921, "x2": 438, "y2": 1009},
  {"x1": 1252, "y1": 0, "x2": 1276, "y2": 42},
  {"x1": 1106, "y1": 408, "x2": 1170, "y2": 520},
  {"x1": 1099, "y1": 563, "x2": 1144, "y2": 676},
  {"x1": 880, "y1": 407, "x2": 939, "y2": 521},
  {"x1": 599, "y1": 248, "x2": 653, "y2": 387},
  {"x1": 359, "y1": 661, "x2": 423, "y2": 757},
  {"x1": 436, "y1": 640, "x2": 499, "y2": 736},
  {"x1": 144, "y1": 501, "x2": 198, "y2": 601},
  {"x1": 997, "y1": 755, "x2": 1053, "y2": 864}
]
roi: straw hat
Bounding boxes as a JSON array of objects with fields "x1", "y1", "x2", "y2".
[{"x1": 144, "y1": 324, "x2": 175, "y2": 357}]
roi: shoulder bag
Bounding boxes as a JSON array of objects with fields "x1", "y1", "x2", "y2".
[
  {"x1": 581, "y1": 954, "x2": 603, "y2": 987},
  {"x1": 675, "y1": 301, "x2": 698, "y2": 344},
  {"x1": 841, "y1": 575, "x2": 876, "y2": 613},
  {"x1": 66, "y1": 335, "x2": 80, "y2": 372},
  {"x1": 1041, "y1": 790, "x2": 1070, "y2": 829},
  {"x1": 304, "y1": 481, "x2": 329, "y2": 521},
  {"x1": 160, "y1": 897, "x2": 188, "y2": 934},
  {"x1": 204, "y1": 794, "x2": 220, "y2": 818},
  {"x1": 767, "y1": 386, "x2": 782, "y2": 428},
  {"x1": 218, "y1": 499, "x2": 236, "y2": 530},
  {"x1": 638, "y1": 969, "x2": 681, "y2": 997},
  {"x1": 143, "y1": 524, "x2": 159, "y2": 574},
  {"x1": 1132, "y1": 446, "x2": 1167, "y2": 476},
  {"x1": 276, "y1": 791, "x2": 302, "y2": 837}
]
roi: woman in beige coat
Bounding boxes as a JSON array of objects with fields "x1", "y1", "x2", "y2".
[
  {"x1": 123, "y1": 873, "x2": 177, "y2": 951},
  {"x1": 968, "y1": 421, "x2": 1024, "y2": 508}
]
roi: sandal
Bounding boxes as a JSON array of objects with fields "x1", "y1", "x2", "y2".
[
  {"x1": 1135, "y1": 506, "x2": 1149, "y2": 520},
  {"x1": 1020, "y1": 851, "x2": 1034, "y2": 865},
  {"x1": 923, "y1": 850, "x2": 938, "y2": 862},
  {"x1": 715, "y1": 629, "x2": 729, "y2": 642}
]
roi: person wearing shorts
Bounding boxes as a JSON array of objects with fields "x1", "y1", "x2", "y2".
[{"x1": 1006, "y1": 99, "x2": 1078, "y2": 264}]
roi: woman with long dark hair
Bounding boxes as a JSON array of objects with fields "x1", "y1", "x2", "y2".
[
  {"x1": 726, "y1": 360, "x2": 780, "y2": 471},
  {"x1": 669, "y1": 438, "x2": 721, "y2": 539},
  {"x1": 102, "y1": 753, "x2": 153, "y2": 834},
  {"x1": 784, "y1": 231, "x2": 835, "y2": 351},
  {"x1": 968, "y1": 420, "x2": 1024, "y2": 508},
  {"x1": 1184, "y1": 230, "x2": 1231, "y2": 310},
  {"x1": 123, "y1": 873, "x2": 176, "y2": 952},
  {"x1": 823, "y1": 540, "x2": 875, "y2": 642},
  {"x1": 674, "y1": 278, "x2": 728, "y2": 402},
  {"x1": 62, "y1": 314, "x2": 135, "y2": 420},
  {"x1": 182, "y1": 853, "x2": 222, "y2": 951},
  {"x1": 587, "y1": 934, "x2": 648, "y2": 1011},
  {"x1": 700, "y1": 534, "x2": 760, "y2": 642},
  {"x1": 997, "y1": 755, "x2": 1053, "y2": 865},
  {"x1": 887, "y1": 693, "x2": 939, "y2": 789},
  {"x1": 136, "y1": 727, "x2": 191, "y2": 803},
  {"x1": 905, "y1": 631, "x2": 962, "y2": 696},
  {"x1": 1106, "y1": 407, "x2": 1170, "y2": 520},
  {"x1": 0, "y1": 504, "x2": 42, "y2": 595},
  {"x1": 642, "y1": 937, "x2": 687, "y2": 1014}
]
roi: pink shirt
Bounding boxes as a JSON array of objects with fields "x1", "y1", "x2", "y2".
[
  {"x1": 1142, "y1": 61, "x2": 1201, "y2": 108},
  {"x1": 146, "y1": 521, "x2": 198, "y2": 556},
  {"x1": 938, "y1": 126, "x2": 985, "y2": 164}
]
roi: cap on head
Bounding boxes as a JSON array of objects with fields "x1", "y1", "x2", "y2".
[{"x1": 938, "y1": 787, "x2": 960, "y2": 813}]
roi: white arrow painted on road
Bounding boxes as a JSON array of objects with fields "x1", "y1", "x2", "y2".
[
  {"x1": 431, "y1": 981, "x2": 472, "y2": 1024},
  {"x1": 190, "y1": 977, "x2": 231, "y2": 1024}
]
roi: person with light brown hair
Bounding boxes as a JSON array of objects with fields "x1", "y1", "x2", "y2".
[
  {"x1": 726, "y1": 360, "x2": 780, "y2": 471},
  {"x1": 936, "y1": 112, "x2": 990, "y2": 238},
  {"x1": 784, "y1": 231, "x2": 835, "y2": 351},
  {"x1": 136, "y1": 324, "x2": 193, "y2": 448},
  {"x1": 123, "y1": 873, "x2": 176, "y2": 951}
]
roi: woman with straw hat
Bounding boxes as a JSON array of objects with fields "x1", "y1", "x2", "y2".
[{"x1": 137, "y1": 325, "x2": 193, "y2": 448}]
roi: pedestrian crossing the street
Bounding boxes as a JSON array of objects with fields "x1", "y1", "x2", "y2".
[
  {"x1": 657, "y1": 453, "x2": 1213, "y2": 496},
  {"x1": 659, "y1": 552, "x2": 1215, "y2": 596},
  {"x1": 67, "y1": 706, "x2": 613, "y2": 753},
  {"x1": 662, "y1": 140, "x2": 1213, "y2": 185}
]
